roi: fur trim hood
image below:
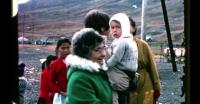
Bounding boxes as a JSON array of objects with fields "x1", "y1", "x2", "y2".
[
  {"x1": 65, "y1": 54, "x2": 108, "y2": 72},
  {"x1": 109, "y1": 13, "x2": 133, "y2": 39}
]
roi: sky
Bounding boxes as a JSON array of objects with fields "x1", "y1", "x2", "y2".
[{"x1": 18, "y1": 0, "x2": 31, "y2": 5}]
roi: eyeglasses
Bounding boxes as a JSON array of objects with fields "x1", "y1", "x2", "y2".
[{"x1": 93, "y1": 45, "x2": 107, "y2": 53}]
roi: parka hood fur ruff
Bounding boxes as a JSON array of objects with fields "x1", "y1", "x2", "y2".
[{"x1": 65, "y1": 54, "x2": 108, "y2": 72}]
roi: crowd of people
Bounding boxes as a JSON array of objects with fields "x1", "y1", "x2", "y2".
[{"x1": 19, "y1": 9, "x2": 161, "y2": 104}]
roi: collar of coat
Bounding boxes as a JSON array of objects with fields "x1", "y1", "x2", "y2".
[{"x1": 65, "y1": 54, "x2": 108, "y2": 72}]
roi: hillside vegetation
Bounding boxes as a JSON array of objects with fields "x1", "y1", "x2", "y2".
[{"x1": 18, "y1": 0, "x2": 184, "y2": 43}]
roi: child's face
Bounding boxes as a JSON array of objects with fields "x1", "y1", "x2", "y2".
[
  {"x1": 57, "y1": 43, "x2": 71, "y2": 59},
  {"x1": 110, "y1": 20, "x2": 122, "y2": 38}
]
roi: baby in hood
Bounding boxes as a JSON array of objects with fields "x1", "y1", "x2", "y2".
[{"x1": 106, "y1": 13, "x2": 139, "y2": 104}]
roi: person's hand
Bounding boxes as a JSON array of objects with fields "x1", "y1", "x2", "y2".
[
  {"x1": 154, "y1": 90, "x2": 160, "y2": 101},
  {"x1": 106, "y1": 47, "x2": 112, "y2": 56},
  {"x1": 60, "y1": 91, "x2": 66, "y2": 96}
]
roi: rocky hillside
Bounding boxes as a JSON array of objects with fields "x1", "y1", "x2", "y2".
[{"x1": 18, "y1": 0, "x2": 184, "y2": 42}]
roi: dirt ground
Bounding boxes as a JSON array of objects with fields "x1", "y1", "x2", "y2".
[{"x1": 19, "y1": 44, "x2": 185, "y2": 104}]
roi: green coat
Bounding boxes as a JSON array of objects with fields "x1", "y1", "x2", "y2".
[
  {"x1": 66, "y1": 55, "x2": 112, "y2": 104},
  {"x1": 129, "y1": 38, "x2": 161, "y2": 104}
]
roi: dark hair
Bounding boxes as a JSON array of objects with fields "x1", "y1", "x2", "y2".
[
  {"x1": 129, "y1": 16, "x2": 137, "y2": 36},
  {"x1": 46, "y1": 55, "x2": 57, "y2": 68},
  {"x1": 55, "y1": 38, "x2": 71, "y2": 56},
  {"x1": 72, "y1": 28, "x2": 105, "y2": 59},
  {"x1": 84, "y1": 10, "x2": 110, "y2": 35},
  {"x1": 41, "y1": 61, "x2": 46, "y2": 71},
  {"x1": 18, "y1": 63, "x2": 25, "y2": 77}
]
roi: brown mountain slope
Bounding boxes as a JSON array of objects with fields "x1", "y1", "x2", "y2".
[{"x1": 18, "y1": 0, "x2": 184, "y2": 42}]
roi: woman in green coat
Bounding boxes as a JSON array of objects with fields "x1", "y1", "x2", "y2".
[
  {"x1": 65, "y1": 28, "x2": 112, "y2": 104},
  {"x1": 129, "y1": 17, "x2": 161, "y2": 104}
]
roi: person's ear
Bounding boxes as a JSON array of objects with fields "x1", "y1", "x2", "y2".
[{"x1": 101, "y1": 28, "x2": 110, "y2": 36}]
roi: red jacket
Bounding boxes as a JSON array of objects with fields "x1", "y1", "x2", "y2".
[
  {"x1": 49, "y1": 58, "x2": 70, "y2": 98},
  {"x1": 39, "y1": 68, "x2": 51, "y2": 104}
]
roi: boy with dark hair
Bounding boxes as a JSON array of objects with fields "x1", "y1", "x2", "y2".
[{"x1": 84, "y1": 9, "x2": 110, "y2": 36}]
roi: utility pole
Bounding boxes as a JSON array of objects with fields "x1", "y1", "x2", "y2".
[
  {"x1": 141, "y1": 0, "x2": 147, "y2": 40},
  {"x1": 32, "y1": 17, "x2": 34, "y2": 43},
  {"x1": 160, "y1": 0, "x2": 177, "y2": 72},
  {"x1": 182, "y1": 0, "x2": 190, "y2": 103}
]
